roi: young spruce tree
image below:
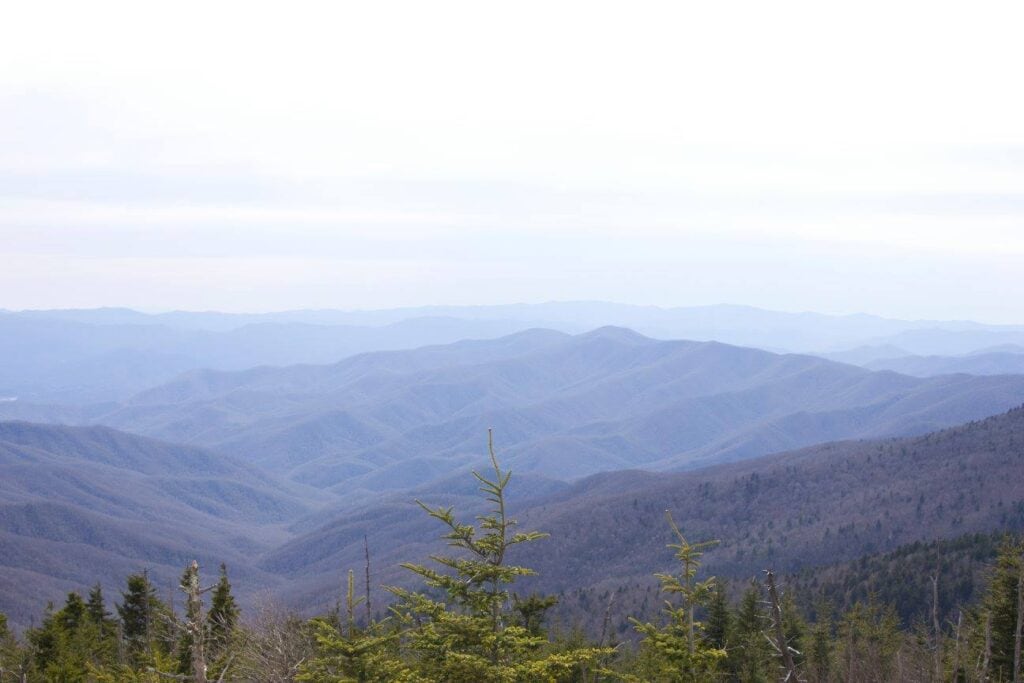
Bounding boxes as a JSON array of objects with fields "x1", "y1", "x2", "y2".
[
  {"x1": 626, "y1": 511, "x2": 726, "y2": 682},
  {"x1": 386, "y1": 430, "x2": 609, "y2": 682}
]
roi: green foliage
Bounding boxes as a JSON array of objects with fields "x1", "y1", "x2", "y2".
[
  {"x1": 25, "y1": 590, "x2": 119, "y2": 681},
  {"x1": 626, "y1": 512, "x2": 726, "y2": 682},
  {"x1": 207, "y1": 563, "x2": 241, "y2": 679},
  {"x1": 1, "y1": 611, "x2": 30, "y2": 681},
  {"x1": 724, "y1": 583, "x2": 772, "y2": 682},
  {"x1": 834, "y1": 599, "x2": 902, "y2": 682},
  {"x1": 974, "y1": 536, "x2": 1024, "y2": 681},
  {"x1": 116, "y1": 571, "x2": 174, "y2": 669},
  {"x1": 386, "y1": 431, "x2": 610, "y2": 682},
  {"x1": 298, "y1": 569, "x2": 408, "y2": 682}
]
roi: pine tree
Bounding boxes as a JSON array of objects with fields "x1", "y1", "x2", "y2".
[
  {"x1": 730, "y1": 582, "x2": 772, "y2": 682},
  {"x1": 627, "y1": 511, "x2": 726, "y2": 682},
  {"x1": 705, "y1": 582, "x2": 732, "y2": 651},
  {"x1": 298, "y1": 569, "x2": 408, "y2": 682},
  {"x1": 208, "y1": 563, "x2": 239, "y2": 647},
  {"x1": 976, "y1": 537, "x2": 1024, "y2": 681},
  {"x1": 804, "y1": 602, "x2": 834, "y2": 683},
  {"x1": 0, "y1": 611, "x2": 29, "y2": 682},
  {"x1": 118, "y1": 571, "x2": 173, "y2": 668},
  {"x1": 386, "y1": 430, "x2": 609, "y2": 682},
  {"x1": 27, "y1": 591, "x2": 117, "y2": 679},
  {"x1": 834, "y1": 600, "x2": 901, "y2": 682}
]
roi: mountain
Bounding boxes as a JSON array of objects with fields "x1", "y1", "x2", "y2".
[
  {"x1": 865, "y1": 351, "x2": 1024, "y2": 377},
  {"x1": 7, "y1": 303, "x2": 1024, "y2": 404},
  {"x1": 819, "y1": 344, "x2": 911, "y2": 366},
  {"x1": 5, "y1": 403, "x2": 1024, "y2": 631},
  {"x1": 858, "y1": 328, "x2": 1024, "y2": 357},
  {"x1": 0, "y1": 421, "x2": 325, "y2": 628},
  {"x1": 0, "y1": 313, "x2": 546, "y2": 403},
  {"x1": 46, "y1": 327, "x2": 1024, "y2": 495},
  {"x1": 266, "y1": 405, "x2": 1024, "y2": 625}
]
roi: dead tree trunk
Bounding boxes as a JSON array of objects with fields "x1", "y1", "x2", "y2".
[
  {"x1": 1014, "y1": 554, "x2": 1023, "y2": 683},
  {"x1": 981, "y1": 610, "x2": 992, "y2": 682},
  {"x1": 932, "y1": 570, "x2": 942, "y2": 682},
  {"x1": 765, "y1": 570, "x2": 803, "y2": 683},
  {"x1": 183, "y1": 560, "x2": 208, "y2": 683},
  {"x1": 951, "y1": 610, "x2": 963, "y2": 682},
  {"x1": 363, "y1": 534, "x2": 372, "y2": 625}
]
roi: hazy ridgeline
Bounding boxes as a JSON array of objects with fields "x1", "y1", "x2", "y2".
[{"x1": 2, "y1": 307, "x2": 1024, "y2": 681}]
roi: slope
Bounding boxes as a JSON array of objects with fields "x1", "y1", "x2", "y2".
[
  {"x1": 0, "y1": 421, "x2": 325, "y2": 628},
  {"x1": 62, "y1": 328, "x2": 1024, "y2": 495},
  {"x1": 264, "y1": 405, "x2": 1024, "y2": 624}
]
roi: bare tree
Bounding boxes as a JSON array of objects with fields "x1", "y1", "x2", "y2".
[
  {"x1": 764, "y1": 570, "x2": 804, "y2": 683},
  {"x1": 1014, "y1": 553, "x2": 1023, "y2": 683},
  {"x1": 233, "y1": 597, "x2": 313, "y2": 683}
]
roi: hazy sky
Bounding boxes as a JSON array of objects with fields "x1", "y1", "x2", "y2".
[{"x1": 3, "y1": 1, "x2": 1024, "y2": 322}]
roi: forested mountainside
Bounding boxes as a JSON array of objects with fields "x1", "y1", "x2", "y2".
[
  {"x1": 786, "y1": 531, "x2": 1007, "y2": 626},
  {"x1": 6, "y1": 403, "x2": 1024, "y2": 636},
  {"x1": 10, "y1": 327, "x2": 1024, "y2": 499},
  {"x1": 259, "y1": 404, "x2": 1024, "y2": 625},
  {"x1": 2, "y1": 446, "x2": 1022, "y2": 682},
  {"x1": 0, "y1": 422, "x2": 323, "y2": 627},
  {"x1": 865, "y1": 350, "x2": 1024, "y2": 377}
]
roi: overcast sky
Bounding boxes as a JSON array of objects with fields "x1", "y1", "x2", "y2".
[{"x1": 2, "y1": 1, "x2": 1023, "y2": 322}]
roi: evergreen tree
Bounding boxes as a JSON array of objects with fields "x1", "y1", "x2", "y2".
[
  {"x1": 298, "y1": 569, "x2": 408, "y2": 682},
  {"x1": 86, "y1": 584, "x2": 112, "y2": 627},
  {"x1": 704, "y1": 582, "x2": 732, "y2": 651},
  {"x1": 386, "y1": 431, "x2": 609, "y2": 682},
  {"x1": 85, "y1": 583, "x2": 119, "y2": 664},
  {"x1": 627, "y1": 512, "x2": 726, "y2": 682},
  {"x1": 804, "y1": 602, "x2": 834, "y2": 683},
  {"x1": 0, "y1": 611, "x2": 29, "y2": 682},
  {"x1": 117, "y1": 571, "x2": 173, "y2": 668},
  {"x1": 976, "y1": 537, "x2": 1024, "y2": 681},
  {"x1": 729, "y1": 582, "x2": 772, "y2": 683},
  {"x1": 208, "y1": 563, "x2": 239, "y2": 650},
  {"x1": 207, "y1": 562, "x2": 240, "y2": 679},
  {"x1": 27, "y1": 591, "x2": 117, "y2": 680},
  {"x1": 834, "y1": 600, "x2": 901, "y2": 682}
]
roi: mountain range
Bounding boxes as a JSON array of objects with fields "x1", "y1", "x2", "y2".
[
  {"x1": 4, "y1": 401, "x2": 1023, "y2": 630},
  {"x1": 5, "y1": 308, "x2": 1024, "y2": 632},
  {"x1": 5, "y1": 303, "x2": 1024, "y2": 404},
  {"x1": 0, "y1": 421, "x2": 321, "y2": 626}
]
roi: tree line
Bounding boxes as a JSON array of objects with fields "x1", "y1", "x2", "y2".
[{"x1": 2, "y1": 433, "x2": 1023, "y2": 682}]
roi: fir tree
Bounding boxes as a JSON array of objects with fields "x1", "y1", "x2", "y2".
[
  {"x1": 298, "y1": 569, "x2": 407, "y2": 682},
  {"x1": 627, "y1": 511, "x2": 726, "y2": 682},
  {"x1": 704, "y1": 582, "x2": 732, "y2": 651},
  {"x1": 976, "y1": 537, "x2": 1024, "y2": 681},
  {"x1": 387, "y1": 430, "x2": 609, "y2": 682},
  {"x1": 730, "y1": 582, "x2": 772, "y2": 682},
  {"x1": 117, "y1": 571, "x2": 173, "y2": 668},
  {"x1": 0, "y1": 611, "x2": 29, "y2": 682},
  {"x1": 86, "y1": 583, "x2": 112, "y2": 627},
  {"x1": 208, "y1": 563, "x2": 239, "y2": 651},
  {"x1": 200, "y1": 562, "x2": 240, "y2": 680},
  {"x1": 27, "y1": 591, "x2": 117, "y2": 680}
]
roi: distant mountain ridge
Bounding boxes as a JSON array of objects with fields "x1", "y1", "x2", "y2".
[
  {"x1": 865, "y1": 350, "x2": 1024, "y2": 377},
  {"x1": 9, "y1": 327, "x2": 1024, "y2": 500},
  {"x1": 5, "y1": 302, "x2": 1024, "y2": 404}
]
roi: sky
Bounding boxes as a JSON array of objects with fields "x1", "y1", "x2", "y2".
[{"x1": 2, "y1": 1, "x2": 1024, "y2": 322}]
